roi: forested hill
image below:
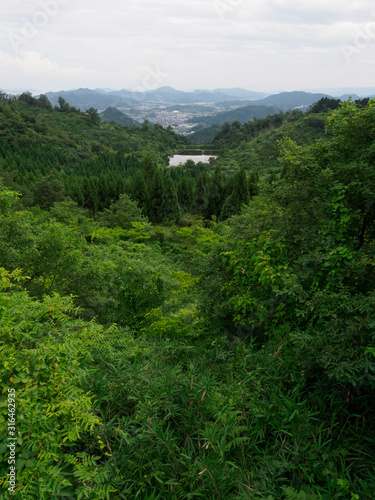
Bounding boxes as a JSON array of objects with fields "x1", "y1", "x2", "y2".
[
  {"x1": 188, "y1": 104, "x2": 329, "y2": 146},
  {"x1": 186, "y1": 103, "x2": 279, "y2": 127},
  {"x1": 249, "y1": 90, "x2": 330, "y2": 109},
  {"x1": 0, "y1": 91, "x2": 188, "y2": 216},
  {"x1": 0, "y1": 91, "x2": 261, "y2": 222},
  {"x1": 209, "y1": 108, "x2": 329, "y2": 175},
  {"x1": 99, "y1": 106, "x2": 141, "y2": 127},
  {"x1": 1, "y1": 92, "x2": 375, "y2": 499},
  {"x1": 191, "y1": 97, "x2": 371, "y2": 174}
]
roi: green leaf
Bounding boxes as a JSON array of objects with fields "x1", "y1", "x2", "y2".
[
  {"x1": 15, "y1": 458, "x2": 26, "y2": 470},
  {"x1": 25, "y1": 458, "x2": 36, "y2": 468},
  {"x1": 21, "y1": 449, "x2": 32, "y2": 459}
]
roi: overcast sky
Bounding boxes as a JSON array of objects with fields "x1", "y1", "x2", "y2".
[{"x1": 1, "y1": 0, "x2": 374, "y2": 93}]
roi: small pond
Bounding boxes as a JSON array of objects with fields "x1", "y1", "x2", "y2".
[{"x1": 169, "y1": 155, "x2": 217, "y2": 167}]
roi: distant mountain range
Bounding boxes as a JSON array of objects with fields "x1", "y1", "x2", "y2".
[
  {"x1": 2, "y1": 86, "x2": 373, "y2": 107},
  {"x1": 302, "y1": 87, "x2": 375, "y2": 97},
  {"x1": 43, "y1": 87, "x2": 273, "y2": 110},
  {"x1": 42, "y1": 87, "x2": 364, "y2": 113},
  {"x1": 44, "y1": 88, "x2": 127, "y2": 110},
  {"x1": 249, "y1": 91, "x2": 331, "y2": 110},
  {"x1": 187, "y1": 104, "x2": 280, "y2": 126},
  {"x1": 213, "y1": 88, "x2": 268, "y2": 99}
]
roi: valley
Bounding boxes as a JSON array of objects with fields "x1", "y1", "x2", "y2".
[
  {"x1": 33, "y1": 86, "x2": 372, "y2": 137},
  {"x1": 3, "y1": 1, "x2": 375, "y2": 497},
  {"x1": 0, "y1": 88, "x2": 374, "y2": 500}
]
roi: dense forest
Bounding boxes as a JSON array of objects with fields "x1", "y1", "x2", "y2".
[{"x1": 0, "y1": 92, "x2": 375, "y2": 499}]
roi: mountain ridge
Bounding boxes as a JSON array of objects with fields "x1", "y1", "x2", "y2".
[{"x1": 42, "y1": 87, "x2": 338, "y2": 112}]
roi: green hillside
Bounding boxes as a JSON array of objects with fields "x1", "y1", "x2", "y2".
[
  {"x1": 1, "y1": 92, "x2": 375, "y2": 499},
  {"x1": 250, "y1": 90, "x2": 331, "y2": 109},
  {"x1": 188, "y1": 124, "x2": 222, "y2": 144},
  {"x1": 100, "y1": 107, "x2": 141, "y2": 127},
  {"x1": 187, "y1": 104, "x2": 279, "y2": 126},
  {"x1": 45, "y1": 87, "x2": 130, "y2": 110},
  {"x1": 0, "y1": 91, "x2": 188, "y2": 216},
  {"x1": 211, "y1": 108, "x2": 330, "y2": 174}
]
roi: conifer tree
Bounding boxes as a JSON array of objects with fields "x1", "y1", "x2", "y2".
[
  {"x1": 205, "y1": 166, "x2": 225, "y2": 220},
  {"x1": 147, "y1": 168, "x2": 164, "y2": 223},
  {"x1": 191, "y1": 172, "x2": 209, "y2": 214},
  {"x1": 82, "y1": 177, "x2": 99, "y2": 218},
  {"x1": 33, "y1": 174, "x2": 65, "y2": 210},
  {"x1": 160, "y1": 175, "x2": 181, "y2": 224},
  {"x1": 100, "y1": 194, "x2": 148, "y2": 229},
  {"x1": 219, "y1": 168, "x2": 250, "y2": 220},
  {"x1": 249, "y1": 171, "x2": 260, "y2": 199},
  {"x1": 142, "y1": 156, "x2": 157, "y2": 193},
  {"x1": 131, "y1": 171, "x2": 149, "y2": 216},
  {"x1": 177, "y1": 176, "x2": 194, "y2": 211},
  {"x1": 97, "y1": 174, "x2": 110, "y2": 210},
  {"x1": 235, "y1": 168, "x2": 250, "y2": 205}
]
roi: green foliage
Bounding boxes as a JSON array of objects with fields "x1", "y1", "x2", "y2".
[
  {"x1": 191, "y1": 173, "x2": 209, "y2": 215},
  {"x1": 204, "y1": 166, "x2": 225, "y2": 220},
  {"x1": 0, "y1": 203, "x2": 86, "y2": 298},
  {"x1": 99, "y1": 193, "x2": 148, "y2": 229},
  {"x1": 131, "y1": 170, "x2": 150, "y2": 214},
  {"x1": 219, "y1": 168, "x2": 250, "y2": 220},
  {"x1": 308, "y1": 97, "x2": 341, "y2": 114},
  {"x1": 0, "y1": 269, "x2": 119, "y2": 498},
  {"x1": 143, "y1": 156, "x2": 158, "y2": 192},
  {"x1": 222, "y1": 231, "x2": 299, "y2": 334},
  {"x1": 204, "y1": 108, "x2": 330, "y2": 175},
  {"x1": 1, "y1": 94, "x2": 375, "y2": 499},
  {"x1": 147, "y1": 169, "x2": 164, "y2": 223},
  {"x1": 0, "y1": 94, "x2": 187, "y2": 215},
  {"x1": 0, "y1": 179, "x2": 19, "y2": 215},
  {"x1": 160, "y1": 175, "x2": 181, "y2": 224},
  {"x1": 177, "y1": 176, "x2": 194, "y2": 211},
  {"x1": 187, "y1": 104, "x2": 279, "y2": 127},
  {"x1": 172, "y1": 218, "x2": 223, "y2": 269},
  {"x1": 50, "y1": 199, "x2": 88, "y2": 222},
  {"x1": 85, "y1": 107, "x2": 101, "y2": 126}
]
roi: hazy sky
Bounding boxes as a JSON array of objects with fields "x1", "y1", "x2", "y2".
[{"x1": 1, "y1": 0, "x2": 374, "y2": 93}]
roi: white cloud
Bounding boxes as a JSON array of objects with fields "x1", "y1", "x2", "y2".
[{"x1": 1, "y1": 0, "x2": 375, "y2": 91}]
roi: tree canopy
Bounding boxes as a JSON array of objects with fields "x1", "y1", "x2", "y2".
[{"x1": 1, "y1": 95, "x2": 374, "y2": 499}]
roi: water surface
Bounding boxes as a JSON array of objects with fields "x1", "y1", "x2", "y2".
[{"x1": 169, "y1": 155, "x2": 217, "y2": 166}]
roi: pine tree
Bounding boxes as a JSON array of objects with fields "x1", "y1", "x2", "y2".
[
  {"x1": 131, "y1": 171, "x2": 149, "y2": 215},
  {"x1": 160, "y1": 175, "x2": 181, "y2": 224},
  {"x1": 177, "y1": 176, "x2": 194, "y2": 211},
  {"x1": 97, "y1": 174, "x2": 110, "y2": 211},
  {"x1": 219, "y1": 194, "x2": 237, "y2": 221},
  {"x1": 142, "y1": 156, "x2": 157, "y2": 193},
  {"x1": 234, "y1": 168, "x2": 250, "y2": 206},
  {"x1": 191, "y1": 172, "x2": 209, "y2": 214},
  {"x1": 219, "y1": 168, "x2": 250, "y2": 220},
  {"x1": 70, "y1": 181, "x2": 85, "y2": 207},
  {"x1": 249, "y1": 171, "x2": 260, "y2": 199},
  {"x1": 82, "y1": 177, "x2": 99, "y2": 218},
  {"x1": 147, "y1": 168, "x2": 164, "y2": 223},
  {"x1": 204, "y1": 166, "x2": 225, "y2": 220},
  {"x1": 100, "y1": 194, "x2": 148, "y2": 229},
  {"x1": 32, "y1": 174, "x2": 65, "y2": 210}
]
